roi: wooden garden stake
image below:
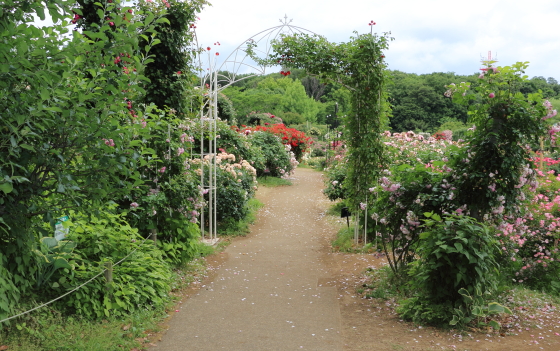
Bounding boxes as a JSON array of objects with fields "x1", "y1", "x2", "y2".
[
  {"x1": 104, "y1": 261, "x2": 113, "y2": 298},
  {"x1": 150, "y1": 228, "x2": 157, "y2": 245}
]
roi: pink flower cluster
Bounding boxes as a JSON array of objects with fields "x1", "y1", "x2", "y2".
[
  {"x1": 497, "y1": 158, "x2": 560, "y2": 281},
  {"x1": 542, "y1": 100, "x2": 558, "y2": 120},
  {"x1": 380, "y1": 176, "x2": 401, "y2": 192}
]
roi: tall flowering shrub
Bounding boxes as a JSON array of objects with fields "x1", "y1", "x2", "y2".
[
  {"x1": 367, "y1": 131, "x2": 463, "y2": 272},
  {"x1": 249, "y1": 123, "x2": 312, "y2": 161},
  {"x1": 446, "y1": 61, "x2": 549, "y2": 220},
  {"x1": 361, "y1": 62, "x2": 556, "y2": 326},
  {"x1": 124, "y1": 109, "x2": 203, "y2": 264},
  {"x1": 369, "y1": 62, "x2": 551, "y2": 275},
  {"x1": 497, "y1": 158, "x2": 560, "y2": 291},
  {"x1": 245, "y1": 130, "x2": 297, "y2": 178},
  {"x1": 323, "y1": 153, "x2": 349, "y2": 201},
  {"x1": 191, "y1": 152, "x2": 257, "y2": 223}
]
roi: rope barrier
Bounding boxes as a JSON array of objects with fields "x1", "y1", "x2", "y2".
[{"x1": 0, "y1": 233, "x2": 153, "y2": 324}]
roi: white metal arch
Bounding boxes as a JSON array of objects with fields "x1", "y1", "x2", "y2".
[{"x1": 194, "y1": 16, "x2": 320, "y2": 243}]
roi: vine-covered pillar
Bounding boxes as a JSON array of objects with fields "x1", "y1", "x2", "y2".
[
  {"x1": 258, "y1": 28, "x2": 393, "y2": 211},
  {"x1": 344, "y1": 35, "x2": 390, "y2": 211}
]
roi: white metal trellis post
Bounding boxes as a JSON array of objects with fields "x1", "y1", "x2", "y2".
[
  {"x1": 196, "y1": 16, "x2": 320, "y2": 245},
  {"x1": 200, "y1": 61, "x2": 219, "y2": 244}
]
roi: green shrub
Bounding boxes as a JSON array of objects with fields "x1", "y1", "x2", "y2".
[
  {"x1": 48, "y1": 209, "x2": 171, "y2": 319},
  {"x1": 398, "y1": 298, "x2": 455, "y2": 326},
  {"x1": 248, "y1": 131, "x2": 293, "y2": 177},
  {"x1": 218, "y1": 198, "x2": 264, "y2": 236},
  {"x1": 323, "y1": 156, "x2": 348, "y2": 201},
  {"x1": 123, "y1": 110, "x2": 203, "y2": 265},
  {"x1": 420, "y1": 214, "x2": 499, "y2": 298},
  {"x1": 199, "y1": 152, "x2": 258, "y2": 224},
  {"x1": 398, "y1": 213, "x2": 501, "y2": 326}
]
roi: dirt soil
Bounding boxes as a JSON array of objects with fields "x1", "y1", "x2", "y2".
[{"x1": 150, "y1": 168, "x2": 560, "y2": 351}]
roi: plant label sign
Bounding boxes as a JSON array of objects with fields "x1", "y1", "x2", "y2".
[{"x1": 54, "y1": 215, "x2": 69, "y2": 241}]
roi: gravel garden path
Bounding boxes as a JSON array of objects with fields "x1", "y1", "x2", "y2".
[
  {"x1": 150, "y1": 168, "x2": 343, "y2": 350},
  {"x1": 150, "y1": 168, "x2": 560, "y2": 351}
]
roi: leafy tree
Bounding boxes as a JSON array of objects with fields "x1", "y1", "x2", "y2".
[
  {"x1": 301, "y1": 75, "x2": 326, "y2": 101},
  {"x1": 0, "y1": 0, "x2": 168, "y2": 320},
  {"x1": 223, "y1": 75, "x2": 322, "y2": 125},
  {"x1": 448, "y1": 61, "x2": 550, "y2": 220},
  {"x1": 388, "y1": 71, "x2": 470, "y2": 132},
  {"x1": 139, "y1": 0, "x2": 208, "y2": 115},
  {"x1": 520, "y1": 76, "x2": 558, "y2": 99}
]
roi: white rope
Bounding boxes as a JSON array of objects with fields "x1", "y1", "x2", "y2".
[{"x1": 0, "y1": 233, "x2": 152, "y2": 324}]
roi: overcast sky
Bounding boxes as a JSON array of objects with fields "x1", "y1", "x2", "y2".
[{"x1": 194, "y1": 0, "x2": 560, "y2": 80}]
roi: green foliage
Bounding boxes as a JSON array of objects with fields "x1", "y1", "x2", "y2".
[
  {"x1": 323, "y1": 157, "x2": 348, "y2": 201},
  {"x1": 331, "y1": 226, "x2": 357, "y2": 252},
  {"x1": 520, "y1": 76, "x2": 560, "y2": 98},
  {"x1": 0, "y1": 258, "x2": 19, "y2": 324},
  {"x1": 217, "y1": 92, "x2": 237, "y2": 122},
  {"x1": 210, "y1": 119, "x2": 257, "y2": 161},
  {"x1": 213, "y1": 165, "x2": 250, "y2": 223},
  {"x1": 138, "y1": 0, "x2": 208, "y2": 115},
  {"x1": 331, "y1": 226, "x2": 376, "y2": 253},
  {"x1": 53, "y1": 209, "x2": 171, "y2": 319},
  {"x1": 217, "y1": 198, "x2": 264, "y2": 236},
  {"x1": 437, "y1": 118, "x2": 469, "y2": 141},
  {"x1": 416, "y1": 214, "x2": 500, "y2": 301},
  {"x1": 281, "y1": 112, "x2": 305, "y2": 125},
  {"x1": 247, "y1": 131, "x2": 293, "y2": 177},
  {"x1": 0, "y1": 0, "x2": 168, "y2": 322},
  {"x1": 196, "y1": 151, "x2": 257, "y2": 225},
  {"x1": 397, "y1": 297, "x2": 455, "y2": 326},
  {"x1": 257, "y1": 176, "x2": 292, "y2": 187},
  {"x1": 33, "y1": 237, "x2": 76, "y2": 289},
  {"x1": 450, "y1": 288, "x2": 512, "y2": 329},
  {"x1": 223, "y1": 76, "x2": 323, "y2": 125},
  {"x1": 388, "y1": 71, "x2": 471, "y2": 132},
  {"x1": 259, "y1": 29, "x2": 393, "y2": 212},
  {"x1": 123, "y1": 109, "x2": 202, "y2": 265},
  {"x1": 397, "y1": 214, "x2": 501, "y2": 326},
  {"x1": 366, "y1": 132, "x2": 461, "y2": 274},
  {"x1": 1, "y1": 308, "x2": 164, "y2": 350}
]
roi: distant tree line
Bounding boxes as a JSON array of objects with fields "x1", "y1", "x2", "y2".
[{"x1": 219, "y1": 68, "x2": 560, "y2": 133}]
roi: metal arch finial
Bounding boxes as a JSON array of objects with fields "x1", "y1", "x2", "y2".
[{"x1": 280, "y1": 14, "x2": 292, "y2": 25}]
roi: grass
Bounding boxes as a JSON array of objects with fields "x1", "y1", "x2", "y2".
[
  {"x1": 0, "y1": 303, "x2": 166, "y2": 350},
  {"x1": 328, "y1": 202, "x2": 381, "y2": 254},
  {"x1": 301, "y1": 157, "x2": 326, "y2": 170},
  {"x1": 257, "y1": 176, "x2": 292, "y2": 187},
  {"x1": 361, "y1": 265, "x2": 406, "y2": 300},
  {"x1": 331, "y1": 224, "x2": 381, "y2": 254},
  {"x1": 550, "y1": 97, "x2": 560, "y2": 110},
  {"x1": 325, "y1": 200, "x2": 345, "y2": 217},
  {"x1": 296, "y1": 162, "x2": 312, "y2": 169}
]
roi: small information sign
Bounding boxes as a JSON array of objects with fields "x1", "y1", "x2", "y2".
[{"x1": 54, "y1": 215, "x2": 69, "y2": 241}]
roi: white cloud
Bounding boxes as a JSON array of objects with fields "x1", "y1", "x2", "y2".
[{"x1": 196, "y1": 0, "x2": 560, "y2": 79}]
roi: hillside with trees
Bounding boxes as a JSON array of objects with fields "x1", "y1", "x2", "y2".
[{"x1": 222, "y1": 69, "x2": 560, "y2": 136}]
